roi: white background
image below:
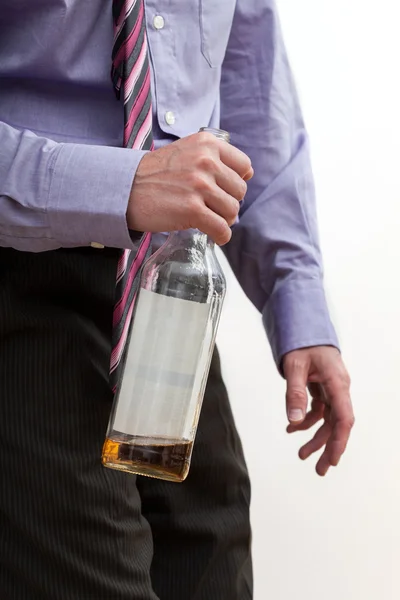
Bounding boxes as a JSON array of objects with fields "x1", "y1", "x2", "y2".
[{"x1": 217, "y1": 1, "x2": 400, "y2": 599}]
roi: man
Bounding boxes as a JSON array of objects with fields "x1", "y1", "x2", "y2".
[{"x1": 0, "y1": 0, "x2": 354, "y2": 598}]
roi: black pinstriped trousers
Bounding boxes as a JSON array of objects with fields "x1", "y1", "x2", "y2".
[{"x1": 0, "y1": 246, "x2": 252, "y2": 599}]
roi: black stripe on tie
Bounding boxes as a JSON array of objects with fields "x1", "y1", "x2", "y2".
[
  {"x1": 123, "y1": 22, "x2": 145, "y2": 80},
  {"x1": 112, "y1": 240, "x2": 149, "y2": 342},
  {"x1": 112, "y1": 2, "x2": 141, "y2": 63},
  {"x1": 124, "y1": 54, "x2": 148, "y2": 115},
  {"x1": 141, "y1": 127, "x2": 153, "y2": 150},
  {"x1": 112, "y1": 0, "x2": 127, "y2": 23},
  {"x1": 126, "y1": 93, "x2": 152, "y2": 150}
]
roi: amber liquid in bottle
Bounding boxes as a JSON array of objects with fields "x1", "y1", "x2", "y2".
[{"x1": 102, "y1": 435, "x2": 193, "y2": 482}]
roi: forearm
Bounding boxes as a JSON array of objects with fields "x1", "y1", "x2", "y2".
[{"x1": 0, "y1": 121, "x2": 147, "y2": 252}]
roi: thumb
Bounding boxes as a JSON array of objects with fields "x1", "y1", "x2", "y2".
[{"x1": 284, "y1": 354, "x2": 309, "y2": 424}]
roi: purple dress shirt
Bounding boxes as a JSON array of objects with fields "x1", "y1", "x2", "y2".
[{"x1": 0, "y1": 0, "x2": 339, "y2": 367}]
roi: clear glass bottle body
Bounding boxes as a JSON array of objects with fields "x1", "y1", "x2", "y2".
[
  {"x1": 102, "y1": 127, "x2": 229, "y2": 482},
  {"x1": 102, "y1": 227, "x2": 227, "y2": 482}
]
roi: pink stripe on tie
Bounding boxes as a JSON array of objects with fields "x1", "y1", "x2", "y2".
[
  {"x1": 113, "y1": 232, "x2": 150, "y2": 327},
  {"x1": 124, "y1": 69, "x2": 150, "y2": 144},
  {"x1": 117, "y1": 248, "x2": 130, "y2": 281},
  {"x1": 110, "y1": 294, "x2": 137, "y2": 372},
  {"x1": 123, "y1": 38, "x2": 147, "y2": 104},
  {"x1": 109, "y1": 232, "x2": 149, "y2": 371},
  {"x1": 114, "y1": 0, "x2": 137, "y2": 39},
  {"x1": 113, "y1": 0, "x2": 144, "y2": 67}
]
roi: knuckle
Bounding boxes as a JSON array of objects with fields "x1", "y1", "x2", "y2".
[
  {"x1": 285, "y1": 355, "x2": 307, "y2": 374},
  {"x1": 196, "y1": 153, "x2": 218, "y2": 173},
  {"x1": 336, "y1": 371, "x2": 351, "y2": 391},
  {"x1": 238, "y1": 154, "x2": 252, "y2": 176},
  {"x1": 232, "y1": 178, "x2": 247, "y2": 201},
  {"x1": 213, "y1": 220, "x2": 231, "y2": 245},
  {"x1": 186, "y1": 194, "x2": 203, "y2": 217},
  {"x1": 287, "y1": 387, "x2": 307, "y2": 404},
  {"x1": 340, "y1": 416, "x2": 355, "y2": 433},
  {"x1": 224, "y1": 201, "x2": 239, "y2": 225},
  {"x1": 343, "y1": 372, "x2": 351, "y2": 387},
  {"x1": 326, "y1": 366, "x2": 351, "y2": 390},
  {"x1": 189, "y1": 172, "x2": 210, "y2": 194}
]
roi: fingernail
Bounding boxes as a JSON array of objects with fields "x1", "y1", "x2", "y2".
[{"x1": 288, "y1": 409, "x2": 304, "y2": 422}]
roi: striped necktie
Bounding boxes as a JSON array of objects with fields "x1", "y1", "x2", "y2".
[{"x1": 110, "y1": 0, "x2": 154, "y2": 390}]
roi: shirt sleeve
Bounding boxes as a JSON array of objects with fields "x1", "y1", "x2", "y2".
[
  {"x1": 220, "y1": 0, "x2": 339, "y2": 368},
  {"x1": 0, "y1": 121, "x2": 147, "y2": 252}
]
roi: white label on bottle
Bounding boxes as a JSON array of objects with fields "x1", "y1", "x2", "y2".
[{"x1": 113, "y1": 289, "x2": 211, "y2": 439}]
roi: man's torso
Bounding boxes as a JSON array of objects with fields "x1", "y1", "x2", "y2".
[{"x1": 0, "y1": 0, "x2": 237, "y2": 148}]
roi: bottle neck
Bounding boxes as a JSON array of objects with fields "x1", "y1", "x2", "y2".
[
  {"x1": 199, "y1": 127, "x2": 230, "y2": 143},
  {"x1": 167, "y1": 229, "x2": 214, "y2": 252}
]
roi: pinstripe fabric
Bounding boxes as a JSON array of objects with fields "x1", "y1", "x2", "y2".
[
  {"x1": 0, "y1": 246, "x2": 252, "y2": 598},
  {"x1": 0, "y1": 247, "x2": 158, "y2": 599},
  {"x1": 110, "y1": 0, "x2": 154, "y2": 390}
]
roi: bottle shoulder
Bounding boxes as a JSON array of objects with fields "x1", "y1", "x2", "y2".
[{"x1": 142, "y1": 242, "x2": 226, "y2": 301}]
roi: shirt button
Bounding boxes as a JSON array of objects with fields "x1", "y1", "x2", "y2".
[
  {"x1": 153, "y1": 15, "x2": 165, "y2": 30},
  {"x1": 90, "y1": 242, "x2": 105, "y2": 249},
  {"x1": 165, "y1": 111, "x2": 175, "y2": 126}
]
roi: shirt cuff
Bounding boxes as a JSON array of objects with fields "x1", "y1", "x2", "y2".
[
  {"x1": 262, "y1": 277, "x2": 340, "y2": 373},
  {"x1": 47, "y1": 143, "x2": 148, "y2": 249}
]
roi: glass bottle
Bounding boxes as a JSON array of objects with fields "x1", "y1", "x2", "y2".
[{"x1": 102, "y1": 127, "x2": 230, "y2": 482}]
